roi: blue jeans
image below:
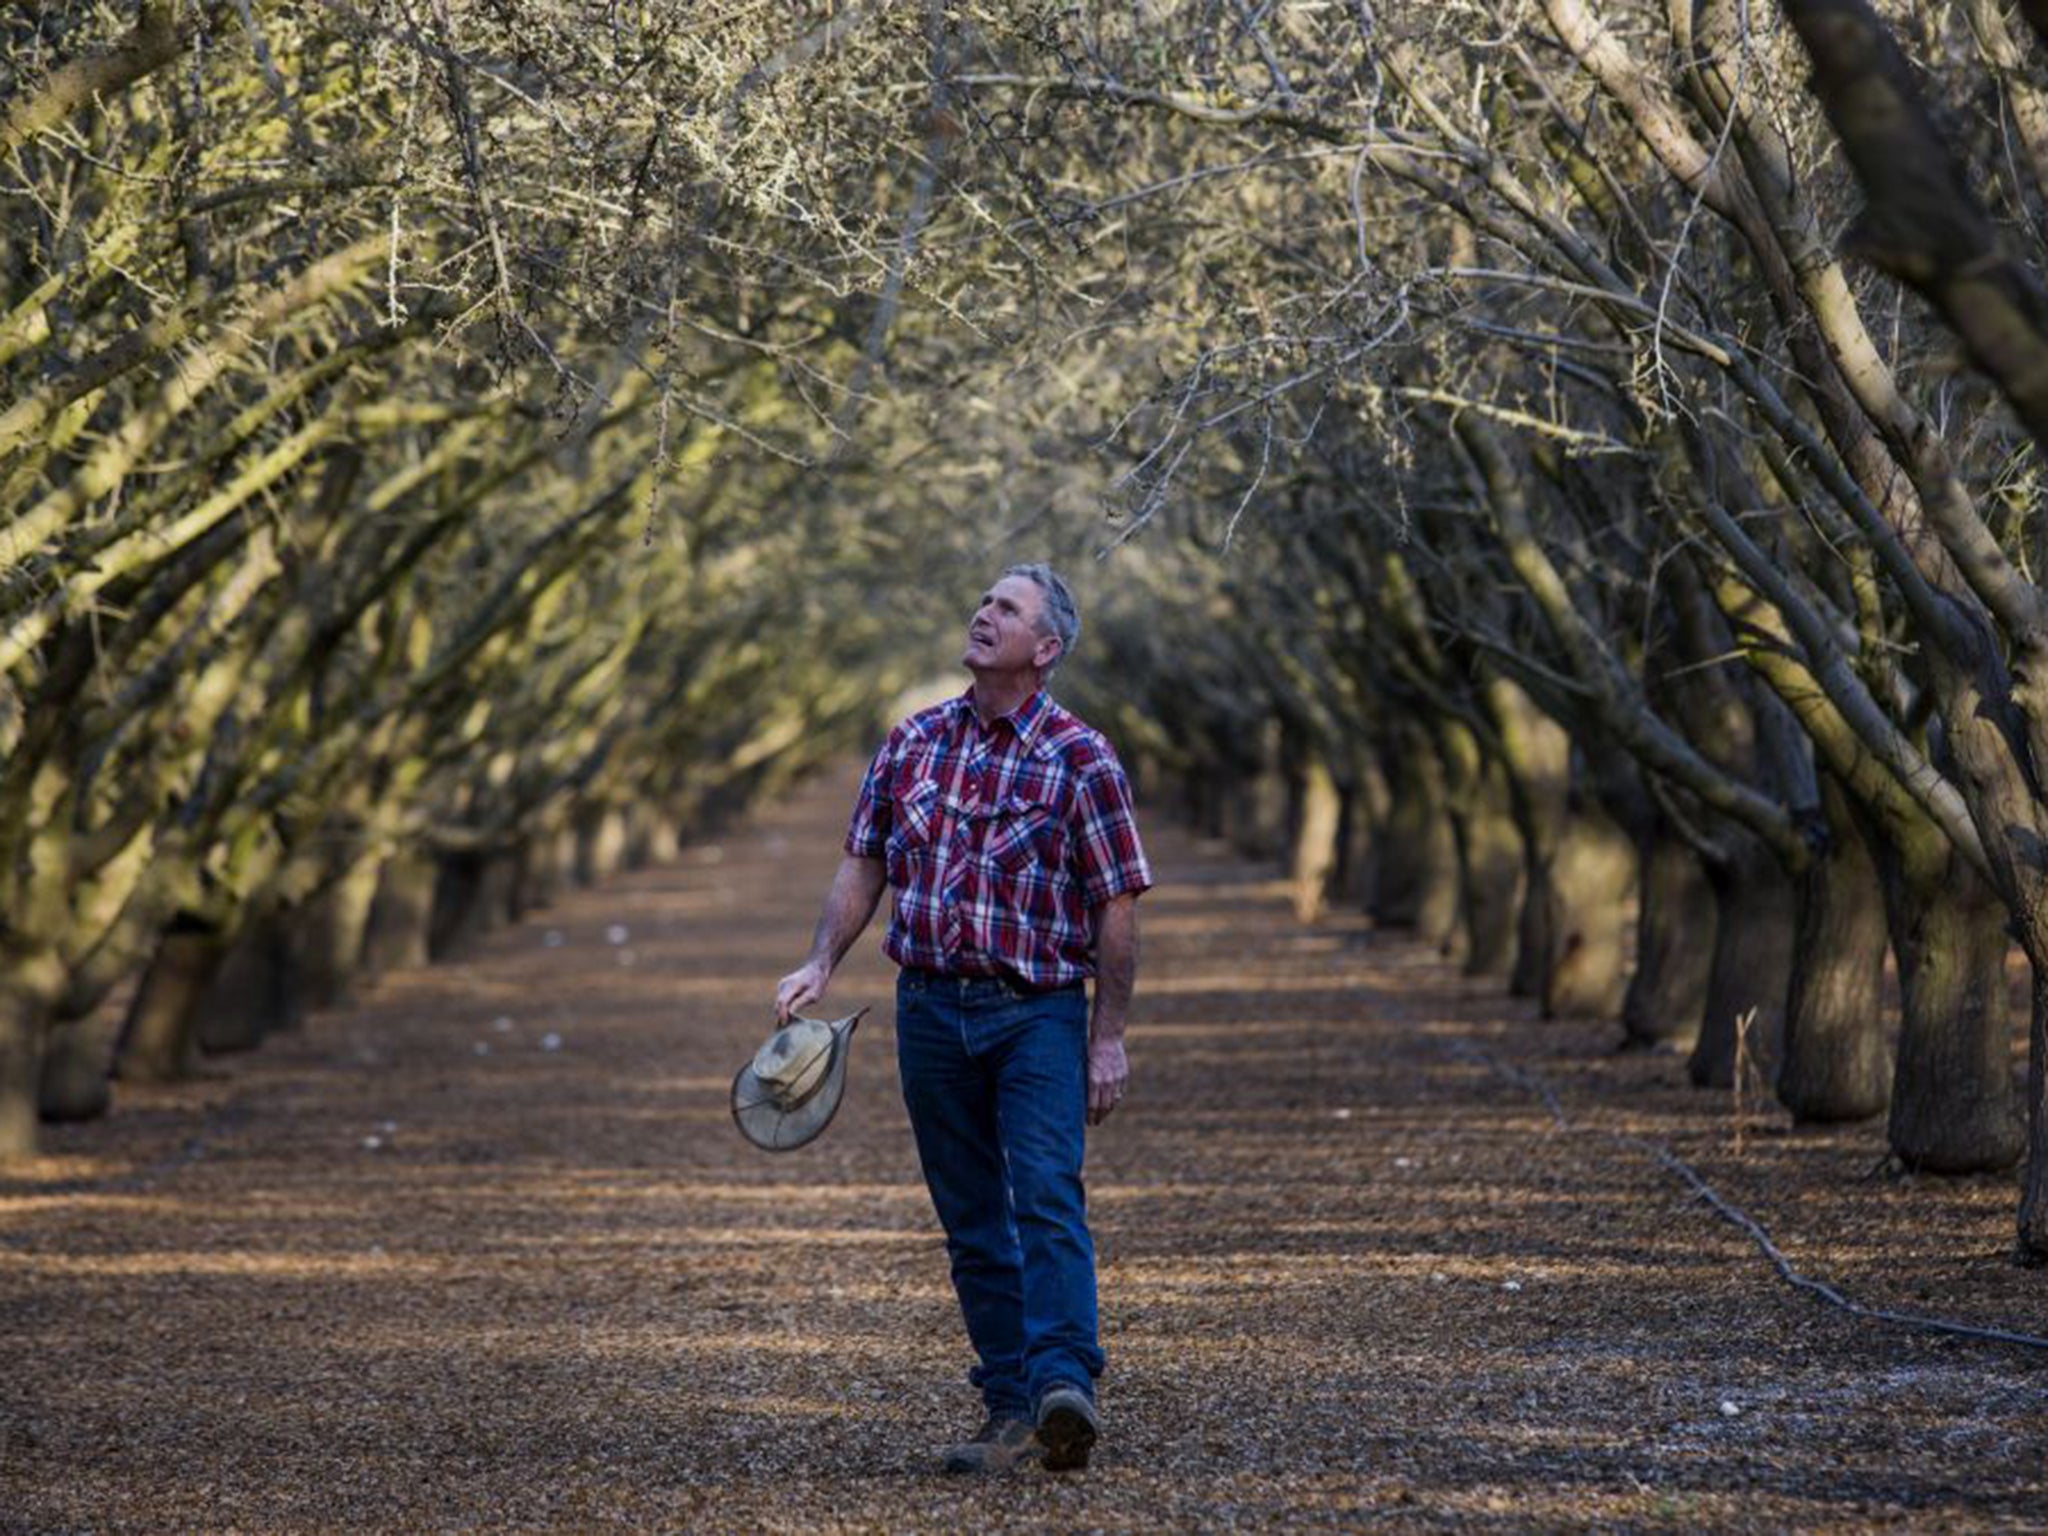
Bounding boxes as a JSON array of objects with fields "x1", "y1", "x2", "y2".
[{"x1": 894, "y1": 968, "x2": 1102, "y2": 1420}]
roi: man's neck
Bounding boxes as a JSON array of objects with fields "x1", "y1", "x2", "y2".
[{"x1": 968, "y1": 672, "x2": 1040, "y2": 726}]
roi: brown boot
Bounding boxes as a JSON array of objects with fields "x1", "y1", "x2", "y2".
[
  {"x1": 1034, "y1": 1386, "x2": 1098, "y2": 1472},
  {"x1": 940, "y1": 1415, "x2": 1037, "y2": 1474}
]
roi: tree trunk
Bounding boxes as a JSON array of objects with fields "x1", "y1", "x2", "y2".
[
  {"x1": 1690, "y1": 840, "x2": 1797, "y2": 1088},
  {"x1": 1482, "y1": 680, "x2": 1569, "y2": 999},
  {"x1": 362, "y1": 851, "x2": 436, "y2": 974},
  {"x1": 113, "y1": 920, "x2": 229, "y2": 1084},
  {"x1": 1289, "y1": 754, "x2": 1343, "y2": 924},
  {"x1": 510, "y1": 834, "x2": 549, "y2": 919},
  {"x1": 2020, "y1": 958, "x2": 2048, "y2": 1263},
  {"x1": 1776, "y1": 780, "x2": 1892, "y2": 1123},
  {"x1": 0, "y1": 946, "x2": 65, "y2": 1161},
  {"x1": 1446, "y1": 750, "x2": 1522, "y2": 978},
  {"x1": 626, "y1": 803, "x2": 683, "y2": 868},
  {"x1": 429, "y1": 849, "x2": 518, "y2": 960},
  {"x1": 1623, "y1": 823, "x2": 1716, "y2": 1049},
  {"x1": 574, "y1": 804, "x2": 631, "y2": 886},
  {"x1": 1184, "y1": 765, "x2": 1229, "y2": 841},
  {"x1": 1539, "y1": 802, "x2": 1638, "y2": 1020},
  {"x1": 286, "y1": 853, "x2": 382, "y2": 1013},
  {"x1": 1235, "y1": 766, "x2": 1290, "y2": 863},
  {"x1": 198, "y1": 912, "x2": 293, "y2": 1053},
  {"x1": 514, "y1": 825, "x2": 580, "y2": 915},
  {"x1": 1883, "y1": 849, "x2": 2023, "y2": 1172},
  {"x1": 36, "y1": 1008, "x2": 112, "y2": 1123},
  {"x1": 1511, "y1": 862, "x2": 1553, "y2": 1001},
  {"x1": 1332, "y1": 758, "x2": 1389, "y2": 907},
  {"x1": 1369, "y1": 733, "x2": 1460, "y2": 945}
]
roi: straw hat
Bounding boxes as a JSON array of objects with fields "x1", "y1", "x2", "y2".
[{"x1": 730, "y1": 1007, "x2": 868, "y2": 1152}]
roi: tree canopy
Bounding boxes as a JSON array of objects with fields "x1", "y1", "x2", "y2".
[{"x1": 9, "y1": 1, "x2": 2048, "y2": 1262}]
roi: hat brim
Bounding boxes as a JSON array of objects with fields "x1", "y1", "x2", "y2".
[{"x1": 731, "y1": 1014, "x2": 860, "y2": 1152}]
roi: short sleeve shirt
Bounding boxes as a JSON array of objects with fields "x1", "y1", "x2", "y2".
[{"x1": 845, "y1": 689, "x2": 1152, "y2": 988}]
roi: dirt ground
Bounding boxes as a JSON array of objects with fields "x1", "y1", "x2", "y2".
[{"x1": 4, "y1": 767, "x2": 2046, "y2": 1532}]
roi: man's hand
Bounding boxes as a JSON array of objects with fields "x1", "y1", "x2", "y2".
[
  {"x1": 775, "y1": 958, "x2": 831, "y2": 1024},
  {"x1": 1086, "y1": 1036, "x2": 1129, "y2": 1126},
  {"x1": 1085, "y1": 893, "x2": 1138, "y2": 1126}
]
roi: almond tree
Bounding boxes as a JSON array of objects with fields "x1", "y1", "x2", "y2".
[
  {"x1": 0, "y1": 2, "x2": 1027, "y2": 1155},
  {"x1": 951, "y1": 0, "x2": 2045, "y2": 1251}
]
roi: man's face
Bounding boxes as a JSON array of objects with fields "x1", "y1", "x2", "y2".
[{"x1": 963, "y1": 574, "x2": 1060, "y2": 677}]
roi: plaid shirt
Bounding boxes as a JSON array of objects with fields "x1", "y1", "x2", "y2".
[{"x1": 845, "y1": 689, "x2": 1152, "y2": 989}]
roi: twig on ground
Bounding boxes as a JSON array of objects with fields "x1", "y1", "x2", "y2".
[{"x1": 1446, "y1": 1038, "x2": 2048, "y2": 1354}]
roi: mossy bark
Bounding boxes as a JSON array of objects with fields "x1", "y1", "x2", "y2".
[
  {"x1": 1776, "y1": 781, "x2": 1892, "y2": 1123},
  {"x1": 1690, "y1": 840, "x2": 1797, "y2": 1088},
  {"x1": 113, "y1": 921, "x2": 229, "y2": 1083},
  {"x1": 362, "y1": 852, "x2": 436, "y2": 974},
  {"x1": 1882, "y1": 850, "x2": 2022, "y2": 1172}
]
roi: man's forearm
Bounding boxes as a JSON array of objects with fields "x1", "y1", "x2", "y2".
[
  {"x1": 807, "y1": 854, "x2": 887, "y2": 968},
  {"x1": 1090, "y1": 894, "x2": 1139, "y2": 1041}
]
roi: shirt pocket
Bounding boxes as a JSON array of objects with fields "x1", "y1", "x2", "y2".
[
  {"x1": 886, "y1": 777, "x2": 941, "y2": 885},
  {"x1": 986, "y1": 793, "x2": 1065, "y2": 875}
]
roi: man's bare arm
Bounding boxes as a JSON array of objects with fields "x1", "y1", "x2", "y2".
[
  {"x1": 1086, "y1": 893, "x2": 1139, "y2": 1124},
  {"x1": 775, "y1": 854, "x2": 886, "y2": 1021}
]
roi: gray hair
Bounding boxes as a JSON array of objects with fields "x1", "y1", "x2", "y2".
[{"x1": 1003, "y1": 562, "x2": 1080, "y2": 676}]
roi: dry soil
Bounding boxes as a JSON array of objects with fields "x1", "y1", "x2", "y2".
[{"x1": 3, "y1": 768, "x2": 2046, "y2": 1532}]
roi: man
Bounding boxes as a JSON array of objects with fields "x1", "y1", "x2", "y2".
[{"x1": 775, "y1": 563, "x2": 1150, "y2": 1475}]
